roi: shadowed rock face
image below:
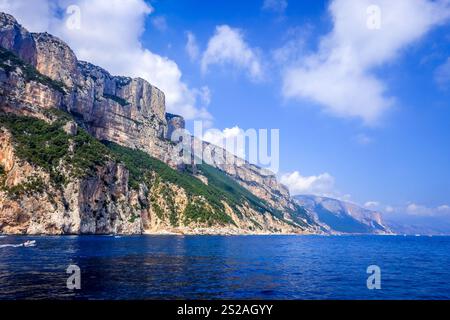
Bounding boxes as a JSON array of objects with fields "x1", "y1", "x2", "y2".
[
  {"x1": 165, "y1": 113, "x2": 185, "y2": 140},
  {"x1": 0, "y1": 12, "x2": 317, "y2": 235},
  {"x1": 0, "y1": 13, "x2": 36, "y2": 65}
]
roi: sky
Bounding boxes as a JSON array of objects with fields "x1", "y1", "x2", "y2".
[{"x1": 1, "y1": 0, "x2": 450, "y2": 223}]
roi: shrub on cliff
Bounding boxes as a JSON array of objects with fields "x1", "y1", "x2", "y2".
[{"x1": 0, "y1": 114, "x2": 110, "y2": 183}]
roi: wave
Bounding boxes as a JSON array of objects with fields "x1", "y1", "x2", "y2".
[{"x1": 0, "y1": 244, "x2": 23, "y2": 248}]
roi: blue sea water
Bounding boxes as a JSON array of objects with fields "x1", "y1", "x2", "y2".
[{"x1": 0, "y1": 235, "x2": 449, "y2": 300}]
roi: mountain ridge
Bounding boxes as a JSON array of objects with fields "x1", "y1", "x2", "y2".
[
  {"x1": 0, "y1": 12, "x2": 318, "y2": 235},
  {"x1": 294, "y1": 195, "x2": 392, "y2": 235}
]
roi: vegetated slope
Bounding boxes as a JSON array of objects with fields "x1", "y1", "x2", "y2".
[{"x1": 0, "y1": 111, "x2": 313, "y2": 234}]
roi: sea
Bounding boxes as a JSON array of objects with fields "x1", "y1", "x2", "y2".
[{"x1": 0, "y1": 235, "x2": 449, "y2": 300}]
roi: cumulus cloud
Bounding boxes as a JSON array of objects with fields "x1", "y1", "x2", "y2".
[
  {"x1": 380, "y1": 203, "x2": 450, "y2": 216},
  {"x1": 281, "y1": 0, "x2": 450, "y2": 124},
  {"x1": 280, "y1": 171, "x2": 336, "y2": 196},
  {"x1": 262, "y1": 0, "x2": 288, "y2": 13},
  {"x1": 358, "y1": 201, "x2": 450, "y2": 217},
  {"x1": 201, "y1": 25, "x2": 263, "y2": 81},
  {"x1": 0, "y1": 0, "x2": 55, "y2": 31},
  {"x1": 185, "y1": 31, "x2": 200, "y2": 61},
  {"x1": 0, "y1": 0, "x2": 211, "y2": 121},
  {"x1": 203, "y1": 126, "x2": 247, "y2": 159},
  {"x1": 407, "y1": 203, "x2": 435, "y2": 216}
]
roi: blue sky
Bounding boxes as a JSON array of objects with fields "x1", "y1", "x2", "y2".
[
  {"x1": 1, "y1": 0, "x2": 450, "y2": 220},
  {"x1": 143, "y1": 0, "x2": 450, "y2": 214}
]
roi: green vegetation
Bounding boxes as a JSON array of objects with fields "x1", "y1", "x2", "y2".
[
  {"x1": 105, "y1": 142, "x2": 236, "y2": 225},
  {"x1": 5, "y1": 175, "x2": 46, "y2": 200},
  {"x1": 0, "y1": 47, "x2": 66, "y2": 94},
  {"x1": 0, "y1": 114, "x2": 110, "y2": 183},
  {"x1": 0, "y1": 112, "x2": 290, "y2": 227},
  {"x1": 103, "y1": 93, "x2": 130, "y2": 106},
  {"x1": 69, "y1": 129, "x2": 110, "y2": 178},
  {"x1": 43, "y1": 108, "x2": 73, "y2": 122},
  {"x1": 288, "y1": 205, "x2": 312, "y2": 228},
  {"x1": 0, "y1": 114, "x2": 69, "y2": 183},
  {"x1": 196, "y1": 164, "x2": 270, "y2": 214},
  {"x1": 104, "y1": 141, "x2": 289, "y2": 226},
  {"x1": 159, "y1": 183, "x2": 178, "y2": 226},
  {"x1": 0, "y1": 164, "x2": 5, "y2": 189},
  {"x1": 128, "y1": 213, "x2": 140, "y2": 223}
]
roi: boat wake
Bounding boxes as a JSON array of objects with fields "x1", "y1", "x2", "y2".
[{"x1": 0, "y1": 240, "x2": 36, "y2": 248}]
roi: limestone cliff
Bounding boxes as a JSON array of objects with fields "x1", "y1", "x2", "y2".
[{"x1": 0, "y1": 12, "x2": 318, "y2": 235}]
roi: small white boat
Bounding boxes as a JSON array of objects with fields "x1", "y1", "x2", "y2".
[{"x1": 23, "y1": 240, "x2": 36, "y2": 247}]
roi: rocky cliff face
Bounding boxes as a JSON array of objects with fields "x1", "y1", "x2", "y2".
[
  {"x1": 198, "y1": 139, "x2": 295, "y2": 213},
  {"x1": 294, "y1": 195, "x2": 392, "y2": 235},
  {"x1": 165, "y1": 113, "x2": 185, "y2": 140},
  {"x1": 0, "y1": 13, "x2": 36, "y2": 65},
  {"x1": 0, "y1": 125, "x2": 141, "y2": 234},
  {"x1": 0, "y1": 12, "x2": 317, "y2": 235}
]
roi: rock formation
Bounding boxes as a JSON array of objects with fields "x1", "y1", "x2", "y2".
[{"x1": 0, "y1": 12, "x2": 318, "y2": 235}]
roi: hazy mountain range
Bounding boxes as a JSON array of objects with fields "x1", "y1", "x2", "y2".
[{"x1": 294, "y1": 195, "x2": 392, "y2": 235}]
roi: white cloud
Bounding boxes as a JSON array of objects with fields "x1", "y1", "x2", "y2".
[
  {"x1": 0, "y1": 0, "x2": 54, "y2": 32},
  {"x1": 406, "y1": 203, "x2": 434, "y2": 216},
  {"x1": 364, "y1": 202, "x2": 450, "y2": 217},
  {"x1": 280, "y1": 171, "x2": 336, "y2": 196},
  {"x1": 0, "y1": 0, "x2": 211, "y2": 121},
  {"x1": 262, "y1": 0, "x2": 288, "y2": 13},
  {"x1": 201, "y1": 25, "x2": 263, "y2": 81},
  {"x1": 203, "y1": 126, "x2": 246, "y2": 159},
  {"x1": 281, "y1": 0, "x2": 450, "y2": 124},
  {"x1": 185, "y1": 31, "x2": 200, "y2": 61},
  {"x1": 364, "y1": 201, "x2": 380, "y2": 208},
  {"x1": 403, "y1": 203, "x2": 450, "y2": 216},
  {"x1": 151, "y1": 16, "x2": 167, "y2": 32},
  {"x1": 438, "y1": 205, "x2": 450, "y2": 213}
]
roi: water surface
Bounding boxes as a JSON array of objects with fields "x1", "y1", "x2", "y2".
[{"x1": 0, "y1": 235, "x2": 449, "y2": 300}]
